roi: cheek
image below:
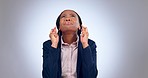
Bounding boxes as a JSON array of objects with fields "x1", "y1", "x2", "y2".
[
  {"x1": 72, "y1": 18, "x2": 77, "y2": 22},
  {"x1": 75, "y1": 20, "x2": 80, "y2": 26},
  {"x1": 59, "y1": 20, "x2": 63, "y2": 26},
  {"x1": 72, "y1": 18, "x2": 79, "y2": 24},
  {"x1": 60, "y1": 19, "x2": 63, "y2": 23}
]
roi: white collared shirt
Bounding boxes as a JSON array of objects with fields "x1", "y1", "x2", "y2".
[{"x1": 61, "y1": 36, "x2": 79, "y2": 78}]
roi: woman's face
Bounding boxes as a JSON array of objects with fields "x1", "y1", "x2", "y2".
[{"x1": 59, "y1": 10, "x2": 80, "y2": 33}]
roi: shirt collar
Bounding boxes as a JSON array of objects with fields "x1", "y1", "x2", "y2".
[{"x1": 61, "y1": 35, "x2": 79, "y2": 46}]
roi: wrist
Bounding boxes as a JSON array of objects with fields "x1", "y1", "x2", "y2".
[{"x1": 82, "y1": 43, "x2": 89, "y2": 48}]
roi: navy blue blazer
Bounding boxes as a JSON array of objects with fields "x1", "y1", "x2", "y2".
[{"x1": 42, "y1": 39, "x2": 98, "y2": 78}]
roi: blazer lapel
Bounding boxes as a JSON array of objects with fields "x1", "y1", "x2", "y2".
[{"x1": 77, "y1": 40, "x2": 83, "y2": 78}]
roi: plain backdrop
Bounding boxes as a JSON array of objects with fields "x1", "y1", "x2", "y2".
[{"x1": 0, "y1": 0, "x2": 148, "y2": 78}]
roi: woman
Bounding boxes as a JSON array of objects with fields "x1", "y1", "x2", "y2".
[{"x1": 42, "y1": 9, "x2": 98, "y2": 78}]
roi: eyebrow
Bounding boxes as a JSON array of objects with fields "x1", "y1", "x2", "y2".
[
  {"x1": 61, "y1": 14, "x2": 66, "y2": 16},
  {"x1": 61, "y1": 13, "x2": 76, "y2": 16}
]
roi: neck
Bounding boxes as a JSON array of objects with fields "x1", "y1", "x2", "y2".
[{"x1": 62, "y1": 32, "x2": 77, "y2": 44}]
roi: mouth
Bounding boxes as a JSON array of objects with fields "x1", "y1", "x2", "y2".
[{"x1": 63, "y1": 21, "x2": 73, "y2": 25}]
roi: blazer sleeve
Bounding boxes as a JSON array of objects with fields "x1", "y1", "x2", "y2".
[
  {"x1": 42, "y1": 40, "x2": 60, "y2": 78},
  {"x1": 81, "y1": 40, "x2": 98, "y2": 78}
]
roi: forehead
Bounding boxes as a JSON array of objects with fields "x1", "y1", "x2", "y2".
[{"x1": 61, "y1": 10, "x2": 77, "y2": 15}]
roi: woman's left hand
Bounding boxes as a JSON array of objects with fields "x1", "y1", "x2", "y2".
[{"x1": 80, "y1": 26, "x2": 89, "y2": 48}]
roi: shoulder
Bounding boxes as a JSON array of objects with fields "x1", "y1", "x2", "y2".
[
  {"x1": 43, "y1": 40, "x2": 52, "y2": 47},
  {"x1": 88, "y1": 39, "x2": 96, "y2": 45},
  {"x1": 88, "y1": 39, "x2": 97, "y2": 48}
]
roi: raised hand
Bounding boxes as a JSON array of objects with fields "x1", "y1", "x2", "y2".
[
  {"x1": 80, "y1": 26, "x2": 89, "y2": 48},
  {"x1": 49, "y1": 27, "x2": 59, "y2": 48}
]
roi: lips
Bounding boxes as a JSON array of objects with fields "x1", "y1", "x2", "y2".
[{"x1": 64, "y1": 21, "x2": 73, "y2": 25}]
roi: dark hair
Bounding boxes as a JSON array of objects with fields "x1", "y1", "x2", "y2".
[{"x1": 56, "y1": 10, "x2": 82, "y2": 36}]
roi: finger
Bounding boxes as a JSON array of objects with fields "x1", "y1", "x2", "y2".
[
  {"x1": 50, "y1": 33, "x2": 57, "y2": 39},
  {"x1": 81, "y1": 31, "x2": 86, "y2": 37},
  {"x1": 81, "y1": 30, "x2": 84, "y2": 35},
  {"x1": 50, "y1": 29, "x2": 54, "y2": 34},
  {"x1": 81, "y1": 26, "x2": 87, "y2": 31},
  {"x1": 52, "y1": 27, "x2": 57, "y2": 34},
  {"x1": 49, "y1": 29, "x2": 54, "y2": 36},
  {"x1": 85, "y1": 27, "x2": 88, "y2": 32},
  {"x1": 80, "y1": 33, "x2": 84, "y2": 37},
  {"x1": 81, "y1": 28, "x2": 84, "y2": 32},
  {"x1": 81, "y1": 25, "x2": 85, "y2": 28},
  {"x1": 53, "y1": 27, "x2": 57, "y2": 31},
  {"x1": 53, "y1": 27, "x2": 56, "y2": 33},
  {"x1": 82, "y1": 26, "x2": 85, "y2": 31},
  {"x1": 83, "y1": 27, "x2": 87, "y2": 31},
  {"x1": 50, "y1": 28, "x2": 55, "y2": 36},
  {"x1": 81, "y1": 31, "x2": 89, "y2": 37},
  {"x1": 81, "y1": 29, "x2": 87, "y2": 34}
]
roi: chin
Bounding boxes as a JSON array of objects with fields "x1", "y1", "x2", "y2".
[{"x1": 61, "y1": 28, "x2": 78, "y2": 33}]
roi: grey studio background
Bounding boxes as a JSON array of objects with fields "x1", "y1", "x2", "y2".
[{"x1": 0, "y1": 0, "x2": 148, "y2": 78}]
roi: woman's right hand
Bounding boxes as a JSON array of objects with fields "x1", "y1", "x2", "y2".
[{"x1": 49, "y1": 27, "x2": 59, "y2": 48}]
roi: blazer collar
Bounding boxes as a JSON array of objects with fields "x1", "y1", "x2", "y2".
[{"x1": 76, "y1": 40, "x2": 83, "y2": 77}]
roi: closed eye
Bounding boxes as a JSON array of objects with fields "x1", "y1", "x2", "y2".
[
  {"x1": 71, "y1": 14, "x2": 76, "y2": 17},
  {"x1": 61, "y1": 15, "x2": 65, "y2": 18}
]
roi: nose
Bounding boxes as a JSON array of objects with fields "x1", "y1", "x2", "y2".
[{"x1": 65, "y1": 18, "x2": 71, "y2": 21}]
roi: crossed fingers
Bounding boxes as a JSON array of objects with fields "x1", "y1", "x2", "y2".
[{"x1": 81, "y1": 26, "x2": 89, "y2": 37}]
